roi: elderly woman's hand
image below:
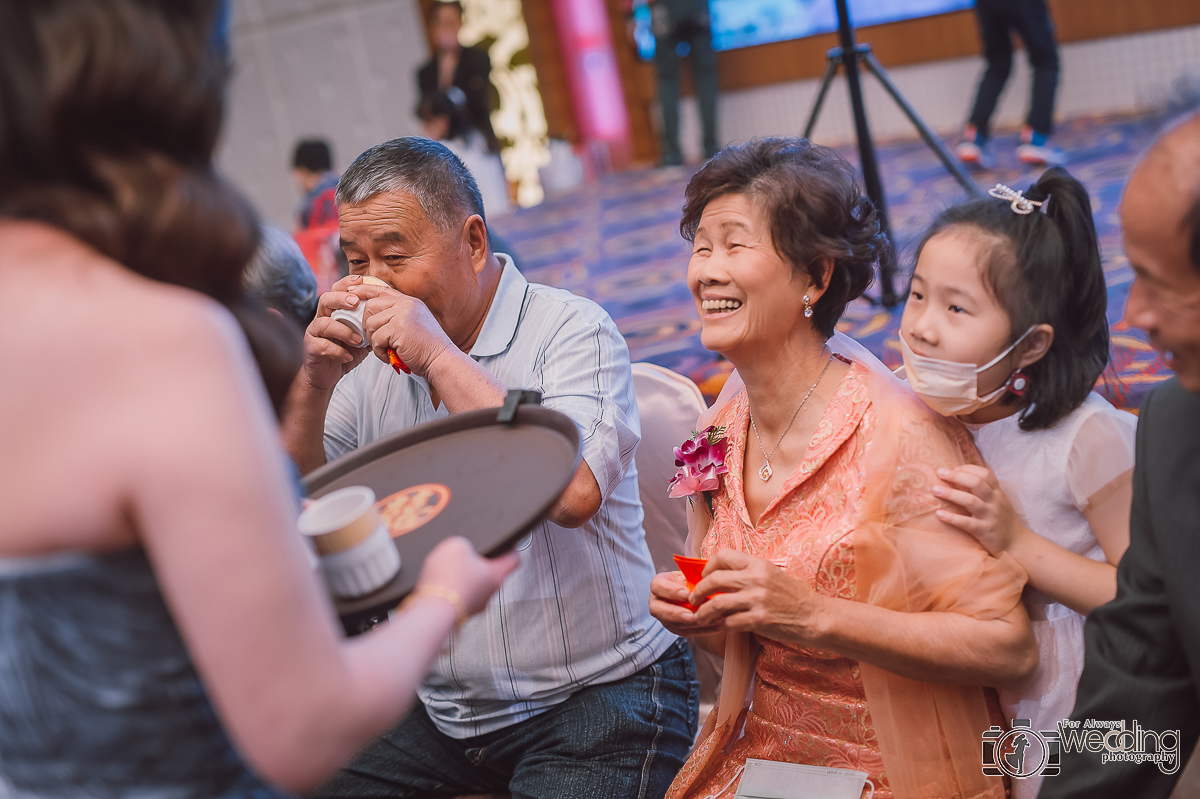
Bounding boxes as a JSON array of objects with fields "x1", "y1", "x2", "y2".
[
  {"x1": 689, "y1": 549, "x2": 828, "y2": 642},
  {"x1": 649, "y1": 571, "x2": 725, "y2": 639}
]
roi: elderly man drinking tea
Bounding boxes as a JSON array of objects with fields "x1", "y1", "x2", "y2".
[{"x1": 282, "y1": 136, "x2": 696, "y2": 799}]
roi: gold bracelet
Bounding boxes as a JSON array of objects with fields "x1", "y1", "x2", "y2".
[{"x1": 400, "y1": 585, "x2": 467, "y2": 626}]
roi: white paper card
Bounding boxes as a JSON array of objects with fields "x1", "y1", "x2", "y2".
[{"x1": 734, "y1": 758, "x2": 873, "y2": 799}]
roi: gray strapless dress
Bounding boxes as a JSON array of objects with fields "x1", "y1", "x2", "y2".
[{"x1": 0, "y1": 548, "x2": 293, "y2": 799}]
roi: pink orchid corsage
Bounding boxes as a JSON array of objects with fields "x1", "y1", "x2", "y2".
[{"x1": 668, "y1": 424, "x2": 728, "y2": 516}]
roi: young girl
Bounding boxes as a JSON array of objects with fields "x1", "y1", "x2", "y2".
[{"x1": 899, "y1": 168, "x2": 1136, "y2": 798}]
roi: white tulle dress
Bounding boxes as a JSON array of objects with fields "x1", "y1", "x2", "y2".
[{"x1": 967, "y1": 392, "x2": 1136, "y2": 799}]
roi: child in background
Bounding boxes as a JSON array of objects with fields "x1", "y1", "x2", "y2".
[{"x1": 898, "y1": 168, "x2": 1135, "y2": 799}]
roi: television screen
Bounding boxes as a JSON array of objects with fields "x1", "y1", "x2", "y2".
[{"x1": 709, "y1": 0, "x2": 973, "y2": 51}]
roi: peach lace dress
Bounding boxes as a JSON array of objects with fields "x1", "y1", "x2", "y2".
[{"x1": 668, "y1": 360, "x2": 1023, "y2": 799}]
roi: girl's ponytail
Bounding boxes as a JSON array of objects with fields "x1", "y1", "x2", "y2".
[
  {"x1": 1031, "y1": 168, "x2": 1109, "y2": 349},
  {"x1": 1013, "y1": 168, "x2": 1110, "y2": 430}
]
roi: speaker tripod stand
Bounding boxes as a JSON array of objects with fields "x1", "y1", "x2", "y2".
[{"x1": 804, "y1": 0, "x2": 983, "y2": 307}]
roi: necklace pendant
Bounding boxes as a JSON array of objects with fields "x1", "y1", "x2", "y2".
[{"x1": 759, "y1": 463, "x2": 773, "y2": 482}]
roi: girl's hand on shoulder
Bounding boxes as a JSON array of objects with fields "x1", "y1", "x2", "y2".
[
  {"x1": 932, "y1": 465, "x2": 1028, "y2": 556},
  {"x1": 689, "y1": 549, "x2": 828, "y2": 643}
]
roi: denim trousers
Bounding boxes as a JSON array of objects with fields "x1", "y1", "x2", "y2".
[{"x1": 313, "y1": 639, "x2": 699, "y2": 799}]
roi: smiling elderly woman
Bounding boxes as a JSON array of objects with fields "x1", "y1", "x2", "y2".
[{"x1": 649, "y1": 138, "x2": 1038, "y2": 799}]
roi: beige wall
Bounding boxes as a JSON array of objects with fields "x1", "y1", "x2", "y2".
[
  {"x1": 669, "y1": 25, "x2": 1200, "y2": 164},
  {"x1": 612, "y1": 0, "x2": 1200, "y2": 164},
  {"x1": 217, "y1": 0, "x2": 430, "y2": 228}
]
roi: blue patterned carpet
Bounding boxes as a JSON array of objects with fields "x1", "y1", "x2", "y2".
[{"x1": 491, "y1": 113, "x2": 1172, "y2": 408}]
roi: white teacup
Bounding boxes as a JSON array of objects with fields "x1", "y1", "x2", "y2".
[
  {"x1": 298, "y1": 486, "x2": 401, "y2": 599},
  {"x1": 330, "y1": 276, "x2": 389, "y2": 349},
  {"x1": 330, "y1": 304, "x2": 368, "y2": 348}
]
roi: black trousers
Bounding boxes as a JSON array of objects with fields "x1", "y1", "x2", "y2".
[
  {"x1": 967, "y1": 0, "x2": 1059, "y2": 140},
  {"x1": 652, "y1": 0, "x2": 718, "y2": 163}
]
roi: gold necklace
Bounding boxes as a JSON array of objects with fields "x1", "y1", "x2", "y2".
[{"x1": 749, "y1": 354, "x2": 835, "y2": 482}]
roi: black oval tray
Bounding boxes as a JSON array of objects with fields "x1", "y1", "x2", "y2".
[{"x1": 302, "y1": 403, "x2": 581, "y2": 633}]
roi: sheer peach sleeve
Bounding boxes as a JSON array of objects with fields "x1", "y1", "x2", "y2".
[{"x1": 853, "y1": 366, "x2": 1027, "y2": 799}]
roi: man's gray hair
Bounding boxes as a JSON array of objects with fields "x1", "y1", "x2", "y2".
[
  {"x1": 335, "y1": 137, "x2": 486, "y2": 232},
  {"x1": 243, "y1": 223, "x2": 318, "y2": 328}
]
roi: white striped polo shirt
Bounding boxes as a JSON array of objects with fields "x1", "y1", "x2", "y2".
[{"x1": 324, "y1": 255, "x2": 676, "y2": 738}]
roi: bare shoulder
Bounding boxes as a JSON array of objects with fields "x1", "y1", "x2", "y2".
[
  {"x1": 1, "y1": 221, "x2": 241, "y2": 375},
  {"x1": 111, "y1": 279, "x2": 245, "y2": 369},
  {"x1": 56, "y1": 268, "x2": 242, "y2": 384},
  {"x1": 0, "y1": 222, "x2": 263, "y2": 454},
  {"x1": 0, "y1": 224, "x2": 258, "y2": 552}
]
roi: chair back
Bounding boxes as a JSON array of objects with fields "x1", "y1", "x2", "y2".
[
  {"x1": 631, "y1": 363, "x2": 724, "y2": 715},
  {"x1": 631, "y1": 363, "x2": 706, "y2": 572}
]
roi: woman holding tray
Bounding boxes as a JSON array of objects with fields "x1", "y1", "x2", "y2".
[
  {"x1": 648, "y1": 138, "x2": 1037, "y2": 799},
  {"x1": 0, "y1": 1, "x2": 516, "y2": 796}
]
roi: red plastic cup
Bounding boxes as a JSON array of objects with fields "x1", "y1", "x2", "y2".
[{"x1": 672, "y1": 554, "x2": 709, "y2": 611}]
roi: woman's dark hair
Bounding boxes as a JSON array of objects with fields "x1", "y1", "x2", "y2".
[
  {"x1": 292, "y1": 139, "x2": 333, "y2": 174},
  {"x1": 428, "y1": 1, "x2": 465, "y2": 24},
  {"x1": 0, "y1": 0, "x2": 301, "y2": 414},
  {"x1": 915, "y1": 167, "x2": 1109, "y2": 431},
  {"x1": 680, "y1": 137, "x2": 890, "y2": 338}
]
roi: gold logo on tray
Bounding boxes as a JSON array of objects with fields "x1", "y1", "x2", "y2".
[{"x1": 375, "y1": 484, "x2": 452, "y2": 537}]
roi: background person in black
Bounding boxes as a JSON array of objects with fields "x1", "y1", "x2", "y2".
[
  {"x1": 415, "y1": 1, "x2": 510, "y2": 216},
  {"x1": 1039, "y1": 112, "x2": 1200, "y2": 799},
  {"x1": 416, "y1": 0, "x2": 499, "y2": 155},
  {"x1": 955, "y1": 0, "x2": 1063, "y2": 169},
  {"x1": 647, "y1": 0, "x2": 718, "y2": 167}
]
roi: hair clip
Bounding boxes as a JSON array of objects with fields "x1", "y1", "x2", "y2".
[{"x1": 987, "y1": 183, "x2": 1044, "y2": 215}]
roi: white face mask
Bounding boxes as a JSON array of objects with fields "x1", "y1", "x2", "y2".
[{"x1": 897, "y1": 327, "x2": 1034, "y2": 417}]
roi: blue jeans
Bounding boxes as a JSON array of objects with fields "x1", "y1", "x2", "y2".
[{"x1": 313, "y1": 639, "x2": 698, "y2": 799}]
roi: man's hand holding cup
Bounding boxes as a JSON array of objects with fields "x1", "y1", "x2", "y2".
[
  {"x1": 302, "y1": 274, "x2": 375, "y2": 392},
  {"x1": 350, "y1": 278, "x2": 455, "y2": 379}
]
